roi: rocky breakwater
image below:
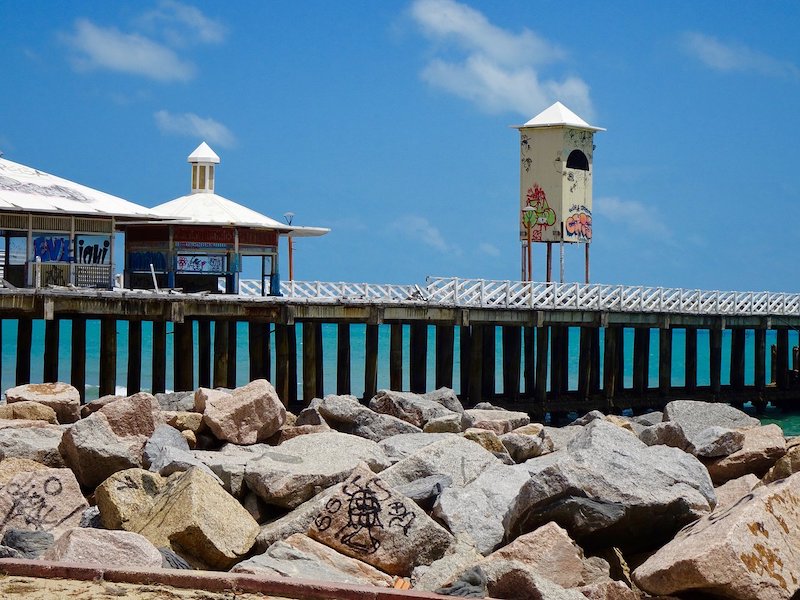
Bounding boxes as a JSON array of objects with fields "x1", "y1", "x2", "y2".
[{"x1": 0, "y1": 382, "x2": 799, "y2": 599}]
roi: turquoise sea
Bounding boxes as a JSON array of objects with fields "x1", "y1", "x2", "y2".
[{"x1": 2, "y1": 321, "x2": 799, "y2": 434}]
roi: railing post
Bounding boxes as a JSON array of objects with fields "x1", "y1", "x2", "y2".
[
  {"x1": 480, "y1": 280, "x2": 485, "y2": 306},
  {"x1": 505, "y1": 281, "x2": 510, "y2": 307}
]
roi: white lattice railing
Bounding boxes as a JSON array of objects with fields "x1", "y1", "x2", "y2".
[{"x1": 228, "y1": 276, "x2": 800, "y2": 317}]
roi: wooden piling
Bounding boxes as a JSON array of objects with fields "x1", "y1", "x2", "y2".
[
  {"x1": 15, "y1": 317, "x2": 32, "y2": 385},
  {"x1": 524, "y1": 327, "x2": 535, "y2": 397},
  {"x1": 287, "y1": 324, "x2": 298, "y2": 405},
  {"x1": 364, "y1": 323, "x2": 379, "y2": 401},
  {"x1": 777, "y1": 329, "x2": 789, "y2": 390},
  {"x1": 590, "y1": 327, "x2": 601, "y2": 394},
  {"x1": 730, "y1": 329, "x2": 746, "y2": 392},
  {"x1": 99, "y1": 317, "x2": 117, "y2": 397},
  {"x1": 559, "y1": 327, "x2": 569, "y2": 394},
  {"x1": 659, "y1": 328, "x2": 672, "y2": 396},
  {"x1": 436, "y1": 325, "x2": 455, "y2": 390},
  {"x1": 174, "y1": 321, "x2": 194, "y2": 392},
  {"x1": 248, "y1": 321, "x2": 271, "y2": 382},
  {"x1": 71, "y1": 317, "x2": 87, "y2": 402},
  {"x1": 197, "y1": 319, "x2": 211, "y2": 389},
  {"x1": 314, "y1": 323, "x2": 324, "y2": 399},
  {"x1": 615, "y1": 327, "x2": 626, "y2": 393},
  {"x1": 43, "y1": 319, "x2": 60, "y2": 383},
  {"x1": 226, "y1": 321, "x2": 237, "y2": 389},
  {"x1": 213, "y1": 320, "x2": 228, "y2": 389},
  {"x1": 468, "y1": 325, "x2": 483, "y2": 405},
  {"x1": 501, "y1": 326, "x2": 521, "y2": 401},
  {"x1": 459, "y1": 326, "x2": 471, "y2": 402},
  {"x1": 633, "y1": 328, "x2": 650, "y2": 397},
  {"x1": 126, "y1": 320, "x2": 142, "y2": 395},
  {"x1": 152, "y1": 320, "x2": 166, "y2": 395},
  {"x1": 410, "y1": 322, "x2": 427, "y2": 393},
  {"x1": 710, "y1": 327, "x2": 723, "y2": 398},
  {"x1": 482, "y1": 324, "x2": 496, "y2": 401},
  {"x1": 302, "y1": 322, "x2": 318, "y2": 403},
  {"x1": 275, "y1": 324, "x2": 290, "y2": 405},
  {"x1": 755, "y1": 328, "x2": 766, "y2": 391},
  {"x1": 603, "y1": 326, "x2": 619, "y2": 404},
  {"x1": 578, "y1": 327, "x2": 592, "y2": 400},
  {"x1": 390, "y1": 323, "x2": 403, "y2": 391},
  {"x1": 535, "y1": 326, "x2": 548, "y2": 405},
  {"x1": 337, "y1": 323, "x2": 351, "y2": 395}
]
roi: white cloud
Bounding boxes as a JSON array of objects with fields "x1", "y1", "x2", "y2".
[
  {"x1": 681, "y1": 32, "x2": 800, "y2": 79},
  {"x1": 390, "y1": 215, "x2": 459, "y2": 254},
  {"x1": 139, "y1": 0, "x2": 227, "y2": 46},
  {"x1": 478, "y1": 242, "x2": 500, "y2": 257},
  {"x1": 63, "y1": 18, "x2": 194, "y2": 82},
  {"x1": 594, "y1": 197, "x2": 671, "y2": 240},
  {"x1": 154, "y1": 110, "x2": 236, "y2": 147},
  {"x1": 410, "y1": 0, "x2": 594, "y2": 119}
]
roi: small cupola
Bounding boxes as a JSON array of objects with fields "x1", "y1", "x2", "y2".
[{"x1": 188, "y1": 142, "x2": 220, "y2": 194}]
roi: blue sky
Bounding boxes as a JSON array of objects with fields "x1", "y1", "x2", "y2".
[{"x1": 1, "y1": 1, "x2": 799, "y2": 291}]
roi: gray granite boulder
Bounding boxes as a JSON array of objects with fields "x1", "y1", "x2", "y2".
[
  {"x1": 1, "y1": 529, "x2": 54, "y2": 558},
  {"x1": 504, "y1": 419, "x2": 716, "y2": 552},
  {"x1": 143, "y1": 424, "x2": 220, "y2": 482},
  {"x1": 500, "y1": 429, "x2": 553, "y2": 463},
  {"x1": 687, "y1": 425, "x2": 745, "y2": 458},
  {"x1": 423, "y1": 413, "x2": 464, "y2": 433},
  {"x1": 315, "y1": 394, "x2": 422, "y2": 441},
  {"x1": 379, "y1": 432, "x2": 454, "y2": 463},
  {"x1": 463, "y1": 409, "x2": 530, "y2": 434},
  {"x1": 423, "y1": 388, "x2": 464, "y2": 413},
  {"x1": 154, "y1": 391, "x2": 195, "y2": 412},
  {"x1": 662, "y1": 400, "x2": 759, "y2": 448},
  {"x1": 369, "y1": 390, "x2": 454, "y2": 427},
  {"x1": 638, "y1": 421, "x2": 689, "y2": 450},
  {"x1": 570, "y1": 410, "x2": 606, "y2": 426},
  {"x1": 0, "y1": 424, "x2": 65, "y2": 467}
]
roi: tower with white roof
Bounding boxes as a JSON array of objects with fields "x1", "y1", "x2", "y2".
[{"x1": 188, "y1": 141, "x2": 220, "y2": 194}]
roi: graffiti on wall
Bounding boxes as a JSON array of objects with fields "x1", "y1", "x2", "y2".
[
  {"x1": 522, "y1": 184, "x2": 556, "y2": 242},
  {"x1": 565, "y1": 204, "x2": 592, "y2": 241},
  {"x1": 76, "y1": 237, "x2": 110, "y2": 265},
  {"x1": 129, "y1": 251, "x2": 168, "y2": 271},
  {"x1": 33, "y1": 236, "x2": 71, "y2": 262},
  {"x1": 177, "y1": 255, "x2": 224, "y2": 273}
]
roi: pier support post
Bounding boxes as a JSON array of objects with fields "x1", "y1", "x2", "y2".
[
  {"x1": 578, "y1": 327, "x2": 593, "y2": 401},
  {"x1": 659, "y1": 328, "x2": 672, "y2": 397},
  {"x1": 755, "y1": 328, "x2": 766, "y2": 391},
  {"x1": 15, "y1": 317, "x2": 32, "y2": 386},
  {"x1": 502, "y1": 326, "x2": 521, "y2": 401},
  {"x1": 315, "y1": 323, "x2": 324, "y2": 398},
  {"x1": 468, "y1": 325, "x2": 484, "y2": 406},
  {"x1": 213, "y1": 320, "x2": 228, "y2": 389},
  {"x1": 364, "y1": 323, "x2": 379, "y2": 401},
  {"x1": 226, "y1": 321, "x2": 237, "y2": 389},
  {"x1": 603, "y1": 326, "x2": 619, "y2": 408},
  {"x1": 410, "y1": 322, "x2": 427, "y2": 394},
  {"x1": 459, "y1": 326, "x2": 471, "y2": 402},
  {"x1": 390, "y1": 323, "x2": 403, "y2": 391},
  {"x1": 99, "y1": 317, "x2": 117, "y2": 397},
  {"x1": 197, "y1": 319, "x2": 211, "y2": 389},
  {"x1": 685, "y1": 328, "x2": 697, "y2": 393},
  {"x1": 127, "y1": 320, "x2": 142, "y2": 395},
  {"x1": 302, "y1": 322, "x2": 318, "y2": 403},
  {"x1": 337, "y1": 323, "x2": 351, "y2": 395},
  {"x1": 287, "y1": 324, "x2": 298, "y2": 405},
  {"x1": 152, "y1": 321, "x2": 167, "y2": 395},
  {"x1": 71, "y1": 317, "x2": 86, "y2": 402},
  {"x1": 633, "y1": 328, "x2": 650, "y2": 398},
  {"x1": 275, "y1": 324, "x2": 290, "y2": 406},
  {"x1": 535, "y1": 326, "x2": 548, "y2": 406},
  {"x1": 549, "y1": 326, "x2": 563, "y2": 399},
  {"x1": 524, "y1": 326, "x2": 535, "y2": 397},
  {"x1": 482, "y1": 325, "x2": 496, "y2": 401},
  {"x1": 249, "y1": 321, "x2": 271, "y2": 382},
  {"x1": 43, "y1": 319, "x2": 60, "y2": 383},
  {"x1": 710, "y1": 327, "x2": 723, "y2": 400},
  {"x1": 436, "y1": 325, "x2": 455, "y2": 390},
  {"x1": 590, "y1": 327, "x2": 601, "y2": 394},
  {"x1": 777, "y1": 329, "x2": 789, "y2": 391},
  {"x1": 174, "y1": 320, "x2": 194, "y2": 392},
  {"x1": 731, "y1": 329, "x2": 746, "y2": 396}
]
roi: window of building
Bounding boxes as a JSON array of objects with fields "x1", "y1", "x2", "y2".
[{"x1": 566, "y1": 149, "x2": 589, "y2": 171}]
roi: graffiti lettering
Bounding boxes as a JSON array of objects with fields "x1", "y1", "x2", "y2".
[
  {"x1": 522, "y1": 184, "x2": 556, "y2": 242},
  {"x1": 0, "y1": 475, "x2": 64, "y2": 532},
  {"x1": 565, "y1": 212, "x2": 592, "y2": 241},
  {"x1": 129, "y1": 252, "x2": 167, "y2": 271},
  {"x1": 177, "y1": 255, "x2": 224, "y2": 273},
  {"x1": 76, "y1": 239, "x2": 110, "y2": 265},
  {"x1": 33, "y1": 236, "x2": 71, "y2": 262}
]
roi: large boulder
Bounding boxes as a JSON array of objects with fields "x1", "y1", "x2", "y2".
[
  {"x1": 662, "y1": 400, "x2": 759, "y2": 447},
  {"x1": 232, "y1": 533, "x2": 394, "y2": 587},
  {"x1": 704, "y1": 424, "x2": 787, "y2": 484},
  {"x1": 714, "y1": 473, "x2": 759, "y2": 511},
  {"x1": 1, "y1": 529, "x2": 54, "y2": 558},
  {"x1": 143, "y1": 424, "x2": 219, "y2": 481},
  {"x1": 4, "y1": 382, "x2": 80, "y2": 424},
  {"x1": 444, "y1": 560, "x2": 587, "y2": 600},
  {"x1": 369, "y1": 390, "x2": 454, "y2": 427},
  {"x1": 308, "y1": 465, "x2": 454, "y2": 576},
  {"x1": 463, "y1": 409, "x2": 530, "y2": 434},
  {"x1": 95, "y1": 468, "x2": 171, "y2": 530},
  {"x1": 245, "y1": 432, "x2": 390, "y2": 508},
  {"x1": 0, "y1": 466, "x2": 88, "y2": 539},
  {"x1": 0, "y1": 424, "x2": 65, "y2": 467},
  {"x1": 378, "y1": 433, "x2": 454, "y2": 463},
  {"x1": 42, "y1": 527, "x2": 162, "y2": 568},
  {"x1": 0, "y1": 458, "x2": 50, "y2": 486},
  {"x1": 638, "y1": 421, "x2": 689, "y2": 450},
  {"x1": 761, "y1": 444, "x2": 800, "y2": 486},
  {"x1": 422, "y1": 388, "x2": 464, "y2": 413},
  {"x1": 201, "y1": 379, "x2": 286, "y2": 445},
  {"x1": 500, "y1": 428, "x2": 553, "y2": 463},
  {"x1": 314, "y1": 394, "x2": 422, "y2": 441},
  {"x1": 0, "y1": 401, "x2": 57, "y2": 423},
  {"x1": 633, "y1": 472, "x2": 800, "y2": 600},
  {"x1": 687, "y1": 425, "x2": 745, "y2": 458},
  {"x1": 504, "y1": 419, "x2": 716, "y2": 552}
]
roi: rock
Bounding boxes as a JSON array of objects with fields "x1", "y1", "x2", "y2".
[
  {"x1": 604, "y1": 415, "x2": 639, "y2": 435},
  {"x1": 433, "y1": 463, "x2": 530, "y2": 555},
  {"x1": 459, "y1": 559, "x2": 587, "y2": 599},
  {"x1": 633, "y1": 472, "x2": 800, "y2": 600},
  {"x1": 143, "y1": 424, "x2": 190, "y2": 466},
  {"x1": 242, "y1": 492, "x2": 269, "y2": 523},
  {"x1": 202, "y1": 380, "x2": 286, "y2": 445},
  {"x1": 504, "y1": 419, "x2": 716, "y2": 553},
  {"x1": 155, "y1": 391, "x2": 195, "y2": 412},
  {"x1": 412, "y1": 539, "x2": 484, "y2": 592},
  {"x1": 1, "y1": 529, "x2": 54, "y2": 558},
  {"x1": 571, "y1": 410, "x2": 606, "y2": 426},
  {"x1": 0, "y1": 467, "x2": 88, "y2": 538},
  {"x1": 545, "y1": 425, "x2": 582, "y2": 451},
  {"x1": 0, "y1": 458, "x2": 50, "y2": 486},
  {"x1": 0, "y1": 424, "x2": 65, "y2": 467},
  {"x1": 380, "y1": 435, "x2": 501, "y2": 489},
  {"x1": 5, "y1": 382, "x2": 81, "y2": 424},
  {"x1": 42, "y1": 527, "x2": 163, "y2": 568},
  {"x1": 662, "y1": 400, "x2": 760, "y2": 447},
  {"x1": 130, "y1": 467, "x2": 260, "y2": 569},
  {"x1": 194, "y1": 387, "x2": 229, "y2": 413},
  {"x1": 423, "y1": 388, "x2": 464, "y2": 413},
  {"x1": 295, "y1": 407, "x2": 327, "y2": 426},
  {"x1": 80, "y1": 395, "x2": 122, "y2": 418},
  {"x1": 181, "y1": 430, "x2": 197, "y2": 449},
  {"x1": 233, "y1": 533, "x2": 394, "y2": 587},
  {"x1": 98, "y1": 392, "x2": 164, "y2": 435},
  {"x1": 423, "y1": 413, "x2": 463, "y2": 433},
  {"x1": 704, "y1": 424, "x2": 787, "y2": 484},
  {"x1": 255, "y1": 485, "x2": 341, "y2": 552},
  {"x1": 308, "y1": 465, "x2": 454, "y2": 576},
  {"x1": 630, "y1": 411, "x2": 663, "y2": 427},
  {"x1": 714, "y1": 474, "x2": 759, "y2": 511},
  {"x1": 638, "y1": 421, "x2": 689, "y2": 450},
  {"x1": 0, "y1": 401, "x2": 57, "y2": 423},
  {"x1": 463, "y1": 409, "x2": 530, "y2": 434},
  {"x1": 462, "y1": 428, "x2": 508, "y2": 455},
  {"x1": 0, "y1": 545, "x2": 22, "y2": 558},
  {"x1": 761, "y1": 444, "x2": 800, "y2": 486},
  {"x1": 472, "y1": 402, "x2": 504, "y2": 410},
  {"x1": 395, "y1": 474, "x2": 452, "y2": 510},
  {"x1": 500, "y1": 429, "x2": 553, "y2": 463},
  {"x1": 435, "y1": 565, "x2": 488, "y2": 597},
  {"x1": 267, "y1": 423, "x2": 331, "y2": 445},
  {"x1": 369, "y1": 390, "x2": 454, "y2": 428},
  {"x1": 378, "y1": 432, "x2": 454, "y2": 463},
  {"x1": 316, "y1": 394, "x2": 422, "y2": 441},
  {"x1": 80, "y1": 506, "x2": 102, "y2": 528},
  {"x1": 245, "y1": 432, "x2": 390, "y2": 508},
  {"x1": 95, "y1": 468, "x2": 170, "y2": 530},
  {"x1": 192, "y1": 448, "x2": 254, "y2": 498},
  {"x1": 482, "y1": 522, "x2": 611, "y2": 588},
  {"x1": 578, "y1": 580, "x2": 638, "y2": 600},
  {"x1": 164, "y1": 411, "x2": 206, "y2": 434},
  {"x1": 687, "y1": 425, "x2": 745, "y2": 458},
  {"x1": 159, "y1": 546, "x2": 193, "y2": 569}
]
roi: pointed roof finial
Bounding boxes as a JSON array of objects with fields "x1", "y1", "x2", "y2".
[
  {"x1": 188, "y1": 142, "x2": 220, "y2": 164},
  {"x1": 519, "y1": 102, "x2": 605, "y2": 131}
]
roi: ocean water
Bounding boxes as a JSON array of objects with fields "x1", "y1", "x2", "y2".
[{"x1": 2, "y1": 321, "x2": 800, "y2": 434}]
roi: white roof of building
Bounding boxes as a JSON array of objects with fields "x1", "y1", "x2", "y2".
[
  {"x1": 0, "y1": 156, "x2": 159, "y2": 219},
  {"x1": 518, "y1": 101, "x2": 605, "y2": 131},
  {"x1": 187, "y1": 142, "x2": 220, "y2": 164}
]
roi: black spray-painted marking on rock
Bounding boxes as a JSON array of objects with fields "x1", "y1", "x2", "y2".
[
  {"x1": 314, "y1": 476, "x2": 417, "y2": 555},
  {"x1": 0, "y1": 475, "x2": 65, "y2": 531}
]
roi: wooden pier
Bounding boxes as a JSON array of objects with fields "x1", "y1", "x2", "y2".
[{"x1": 2, "y1": 279, "x2": 800, "y2": 419}]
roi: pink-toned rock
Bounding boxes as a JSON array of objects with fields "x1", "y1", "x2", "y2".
[
  {"x1": 0, "y1": 458, "x2": 50, "y2": 486},
  {"x1": 267, "y1": 423, "x2": 331, "y2": 445},
  {"x1": 194, "y1": 387, "x2": 230, "y2": 413},
  {"x1": 5, "y1": 382, "x2": 80, "y2": 424},
  {"x1": 578, "y1": 580, "x2": 638, "y2": 600},
  {"x1": 462, "y1": 409, "x2": 529, "y2": 434},
  {"x1": 714, "y1": 473, "x2": 759, "y2": 511},
  {"x1": 704, "y1": 424, "x2": 786, "y2": 484},
  {"x1": 202, "y1": 379, "x2": 286, "y2": 445},
  {"x1": 98, "y1": 392, "x2": 163, "y2": 437},
  {"x1": 41, "y1": 527, "x2": 162, "y2": 568},
  {"x1": 0, "y1": 467, "x2": 88, "y2": 538},
  {"x1": 761, "y1": 444, "x2": 800, "y2": 486},
  {"x1": 80, "y1": 394, "x2": 123, "y2": 418},
  {"x1": 0, "y1": 401, "x2": 57, "y2": 423},
  {"x1": 633, "y1": 472, "x2": 800, "y2": 599}
]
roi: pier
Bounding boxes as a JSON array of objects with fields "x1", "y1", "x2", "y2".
[{"x1": 2, "y1": 276, "x2": 799, "y2": 419}]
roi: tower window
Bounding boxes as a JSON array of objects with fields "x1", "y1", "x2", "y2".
[
  {"x1": 198, "y1": 165, "x2": 206, "y2": 190},
  {"x1": 566, "y1": 149, "x2": 589, "y2": 171}
]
